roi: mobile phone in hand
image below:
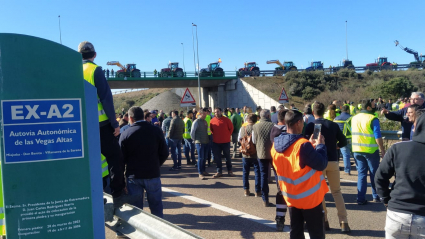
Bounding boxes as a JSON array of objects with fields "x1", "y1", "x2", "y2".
[{"x1": 313, "y1": 124, "x2": 322, "y2": 139}]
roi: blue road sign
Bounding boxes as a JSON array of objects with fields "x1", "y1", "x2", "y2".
[{"x1": 2, "y1": 99, "x2": 84, "y2": 164}]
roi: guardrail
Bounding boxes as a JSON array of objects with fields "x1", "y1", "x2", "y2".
[
  {"x1": 104, "y1": 193, "x2": 202, "y2": 239},
  {"x1": 381, "y1": 130, "x2": 402, "y2": 140}
]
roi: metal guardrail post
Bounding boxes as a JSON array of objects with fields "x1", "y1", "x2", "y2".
[{"x1": 104, "y1": 193, "x2": 202, "y2": 239}]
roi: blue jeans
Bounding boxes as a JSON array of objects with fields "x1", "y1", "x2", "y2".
[
  {"x1": 213, "y1": 142, "x2": 232, "y2": 173},
  {"x1": 258, "y1": 159, "x2": 272, "y2": 202},
  {"x1": 354, "y1": 150, "x2": 380, "y2": 202},
  {"x1": 196, "y1": 143, "x2": 208, "y2": 174},
  {"x1": 126, "y1": 177, "x2": 163, "y2": 218},
  {"x1": 385, "y1": 209, "x2": 425, "y2": 239},
  {"x1": 340, "y1": 140, "x2": 352, "y2": 173},
  {"x1": 183, "y1": 139, "x2": 196, "y2": 163},
  {"x1": 242, "y1": 157, "x2": 260, "y2": 192},
  {"x1": 169, "y1": 138, "x2": 182, "y2": 168},
  {"x1": 208, "y1": 135, "x2": 214, "y2": 162}
]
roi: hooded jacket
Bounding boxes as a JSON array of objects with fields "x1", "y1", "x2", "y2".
[
  {"x1": 273, "y1": 133, "x2": 328, "y2": 171},
  {"x1": 375, "y1": 114, "x2": 425, "y2": 216}
]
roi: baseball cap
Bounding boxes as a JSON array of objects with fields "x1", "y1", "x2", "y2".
[
  {"x1": 187, "y1": 110, "x2": 193, "y2": 114},
  {"x1": 150, "y1": 110, "x2": 157, "y2": 114},
  {"x1": 78, "y1": 41, "x2": 95, "y2": 53}
]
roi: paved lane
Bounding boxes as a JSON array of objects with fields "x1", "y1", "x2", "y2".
[{"x1": 106, "y1": 155, "x2": 387, "y2": 239}]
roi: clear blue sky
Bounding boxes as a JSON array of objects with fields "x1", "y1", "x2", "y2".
[{"x1": 1, "y1": 0, "x2": 424, "y2": 72}]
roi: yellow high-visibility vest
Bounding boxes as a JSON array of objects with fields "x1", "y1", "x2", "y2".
[
  {"x1": 183, "y1": 117, "x2": 192, "y2": 139},
  {"x1": 205, "y1": 114, "x2": 212, "y2": 135},
  {"x1": 351, "y1": 113, "x2": 379, "y2": 154},
  {"x1": 349, "y1": 105, "x2": 357, "y2": 115},
  {"x1": 101, "y1": 154, "x2": 109, "y2": 178},
  {"x1": 83, "y1": 62, "x2": 109, "y2": 122}
]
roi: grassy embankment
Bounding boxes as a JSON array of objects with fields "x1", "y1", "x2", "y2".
[{"x1": 113, "y1": 88, "x2": 170, "y2": 114}]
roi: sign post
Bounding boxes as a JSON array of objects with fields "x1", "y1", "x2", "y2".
[
  {"x1": 0, "y1": 34, "x2": 104, "y2": 238},
  {"x1": 278, "y1": 87, "x2": 289, "y2": 104},
  {"x1": 180, "y1": 88, "x2": 197, "y2": 107}
]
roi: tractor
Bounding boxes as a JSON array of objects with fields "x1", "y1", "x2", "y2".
[
  {"x1": 305, "y1": 61, "x2": 324, "y2": 71},
  {"x1": 366, "y1": 57, "x2": 392, "y2": 71},
  {"x1": 200, "y1": 61, "x2": 224, "y2": 77},
  {"x1": 106, "y1": 61, "x2": 141, "y2": 78},
  {"x1": 395, "y1": 40, "x2": 425, "y2": 68},
  {"x1": 266, "y1": 60, "x2": 297, "y2": 76},
  {"x1": 238, "y1": 62, "x2": 260, "y2": 77},
  {"x1": 330, "y1": 59, "x2": 355, "y2": 73},
  {"x1": 160, "y1": 62, "x2": 184, "y2": 77}
]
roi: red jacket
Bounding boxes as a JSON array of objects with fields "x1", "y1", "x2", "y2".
[{"x1": 210, "y1": 116, "x2": 234, "y2": 143}]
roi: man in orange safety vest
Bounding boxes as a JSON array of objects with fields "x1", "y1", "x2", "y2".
[{"x1": 271, "y1": 110, "x2": 329, "y2": 239}]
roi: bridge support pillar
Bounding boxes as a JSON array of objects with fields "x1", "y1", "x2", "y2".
[
  {"x1": 202, "y1": 87, "x2": 209, "y2": 108},
  {"x1": 217, "y1": 84, "x2": 227, "y2": 109}
]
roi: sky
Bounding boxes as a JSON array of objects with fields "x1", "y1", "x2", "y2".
[{"x1": 1, "y1": 0, "x2": 425, "y2": 73}]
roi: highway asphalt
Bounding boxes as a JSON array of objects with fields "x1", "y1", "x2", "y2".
[{"x1": 106, "y1": 152, "x2": 387, "y2": 239}]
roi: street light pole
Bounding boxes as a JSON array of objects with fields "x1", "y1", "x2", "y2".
[
  {"x1": 345, "y1": 20, "x2": 348, "y2": 60},
  {"x1": 58, "y1": 15, "x2": 62, "y2": 44},
  {"x1": 192, "y1": 23, "x2": 202, "y2": 108},
  {"x1": 181, "y1": 43, "x2": 186, "y2": 73},
  {"x1": 191, "y1": 27, "x2": 197, "y2": 76}
]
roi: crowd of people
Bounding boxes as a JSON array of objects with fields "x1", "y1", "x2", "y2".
[{"x1": 79, "y1": 40, "x2": 425, "y2": 239}]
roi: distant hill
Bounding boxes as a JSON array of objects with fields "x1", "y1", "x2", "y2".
[{"x1": 113, "y1": 88, "x2": 169, "y2": 114}]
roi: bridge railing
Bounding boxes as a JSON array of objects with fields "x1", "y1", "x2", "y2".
[
  {"x1": 104, "y1": 193, "x2": 202, "y2": 239},
  {"x1": 105, "y1": 71, "x2": 238, "y2": 79}
]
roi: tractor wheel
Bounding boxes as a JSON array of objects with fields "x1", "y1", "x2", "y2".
[
  {"x1": 161, "y1": 72, "x2": 168, "y2": 77},
  {"x1": 215, "y1": 69, "x2": 224, "y2": 77},
  {"x1": 253, "y1": 70, "x2": 260, "y2": 76},
  {"x1": 176, "y1": 70, "x2": 184, "y2": 77},
  {"x1": 117, "y1": 73, "x2": 125, "y2": 78},
  {"x1": 290, "y1": 67, "x2": 297, "y2": 71},
  {"x1": 132, "y1": 71, "x2": 141, "y2": 78}
]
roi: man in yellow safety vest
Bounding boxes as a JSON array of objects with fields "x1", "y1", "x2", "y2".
[
  {"x1": 78, "y1": 41, "x2": 125, "y2": 199},
  {"x1": 351, "y1": 99, "x2": 386, "y2": 205},
  {"x1": 183, "y1": 110, "x2": 196, "y2": 165}
]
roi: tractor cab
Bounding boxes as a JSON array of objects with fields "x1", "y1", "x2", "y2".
[
  {"x1": 378, "y1": 57, "x2": 388, "y2": 65},
  {"x1": 312, "y1": 61, "x2": 323, "y2": 68},
  {"x1": 284, "y1": 61, "x2": 294, "y2": 68},
  {"x1": 246, "y1": 62, "x2": 257, "y2": 69},
  {"x1": 169, "y1": 62, "x2": 179, "y2": 70},
  {"x1": 127, "y1": 64, "x2": 137, "y2": 71},
  {"x1": 342, "y1": 60, "x2": 353, "y2": 67},
  {"x1": 209, "y1": 62, "x2": 220, "y2": 71}
]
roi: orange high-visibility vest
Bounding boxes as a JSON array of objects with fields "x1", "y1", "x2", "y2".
[{"x1": 271, "y1": 138, "x2": 328, "y2": 209}]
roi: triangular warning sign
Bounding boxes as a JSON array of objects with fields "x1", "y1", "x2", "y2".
[
  {"x1": 278, "y1": 87, "x2": 289, "y2": 104},
  {"x1": 180, "y1": 88, "x2": 196, "y2": 107}
]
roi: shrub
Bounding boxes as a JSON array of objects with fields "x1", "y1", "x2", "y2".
[{"x1": 378, "y1": 77, "x2": 418, "y2": 99}]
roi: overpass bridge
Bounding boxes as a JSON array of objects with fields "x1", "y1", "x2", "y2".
[{"x1": 106, "y1": 71, "x2": 237, "y2": 89}]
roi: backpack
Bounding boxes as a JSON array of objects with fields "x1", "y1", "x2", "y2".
[{"x1": 240, "y1": 126, "x2": 257, "y2": 156}]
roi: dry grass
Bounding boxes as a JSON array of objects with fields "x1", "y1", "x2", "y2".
[{"x1": 113, "y1": 88, "x2": 170, "y2": 113}]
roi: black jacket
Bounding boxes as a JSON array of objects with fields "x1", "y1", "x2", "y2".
[
  {"x1": 384, "y1": 102, "x2": 425, "y2": 139},
  {"x1": 375, "y1": 114, "x2": 425, "y2": 216},
  {"x1": 270, "y1": 124, "x2": 286, "y2": 144},
  {"x1": 305, "y1": 118, "x2": 347, "y2": 162},
  {"x1": 119, "y1": 121, "x2": 169, "y2": 179}
]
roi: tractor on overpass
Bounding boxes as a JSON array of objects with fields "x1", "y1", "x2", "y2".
[
  {"x1": 200, "y1": 60, "x2": 224, "y2": 77},
  {"x1": 266, "y1": 60, "x2": 297, "y2": 76},
  {"x1": 160, "y1": 62, "x2": 184, "y2": 77},
  {"x1": 395, "y1": 40, "x2": 425, "y2": 68},
  {"x1": 305, "y1": 61, "x2": 324, "y2": 71},
  {"x1": 107, "y1": 61, "x2": 141, "y2": 78},
  {"x1": 330, "y1": 59, "x2": 355, "y2": 73},
  {"x1": 238, "y1": 62, "x2": 260, "y2": 77},
  {"x1": 366, "y1": 57, "x2": 392, "y2": 71}
]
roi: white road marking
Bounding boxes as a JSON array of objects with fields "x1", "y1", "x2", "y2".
[{"x1": 162, "y1": 187, "x2": 310, "y2": 238}]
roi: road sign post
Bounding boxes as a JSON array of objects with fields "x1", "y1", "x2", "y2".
[
  {"x1": 278, "y1": 87, "x2": 289, "y2": 104},
  {"x1": 180, "y1": 88, "x2": 197, "y2": 107},
  {"x1": 0, "y1": 34, "x2": 104, "y2": 239}
]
